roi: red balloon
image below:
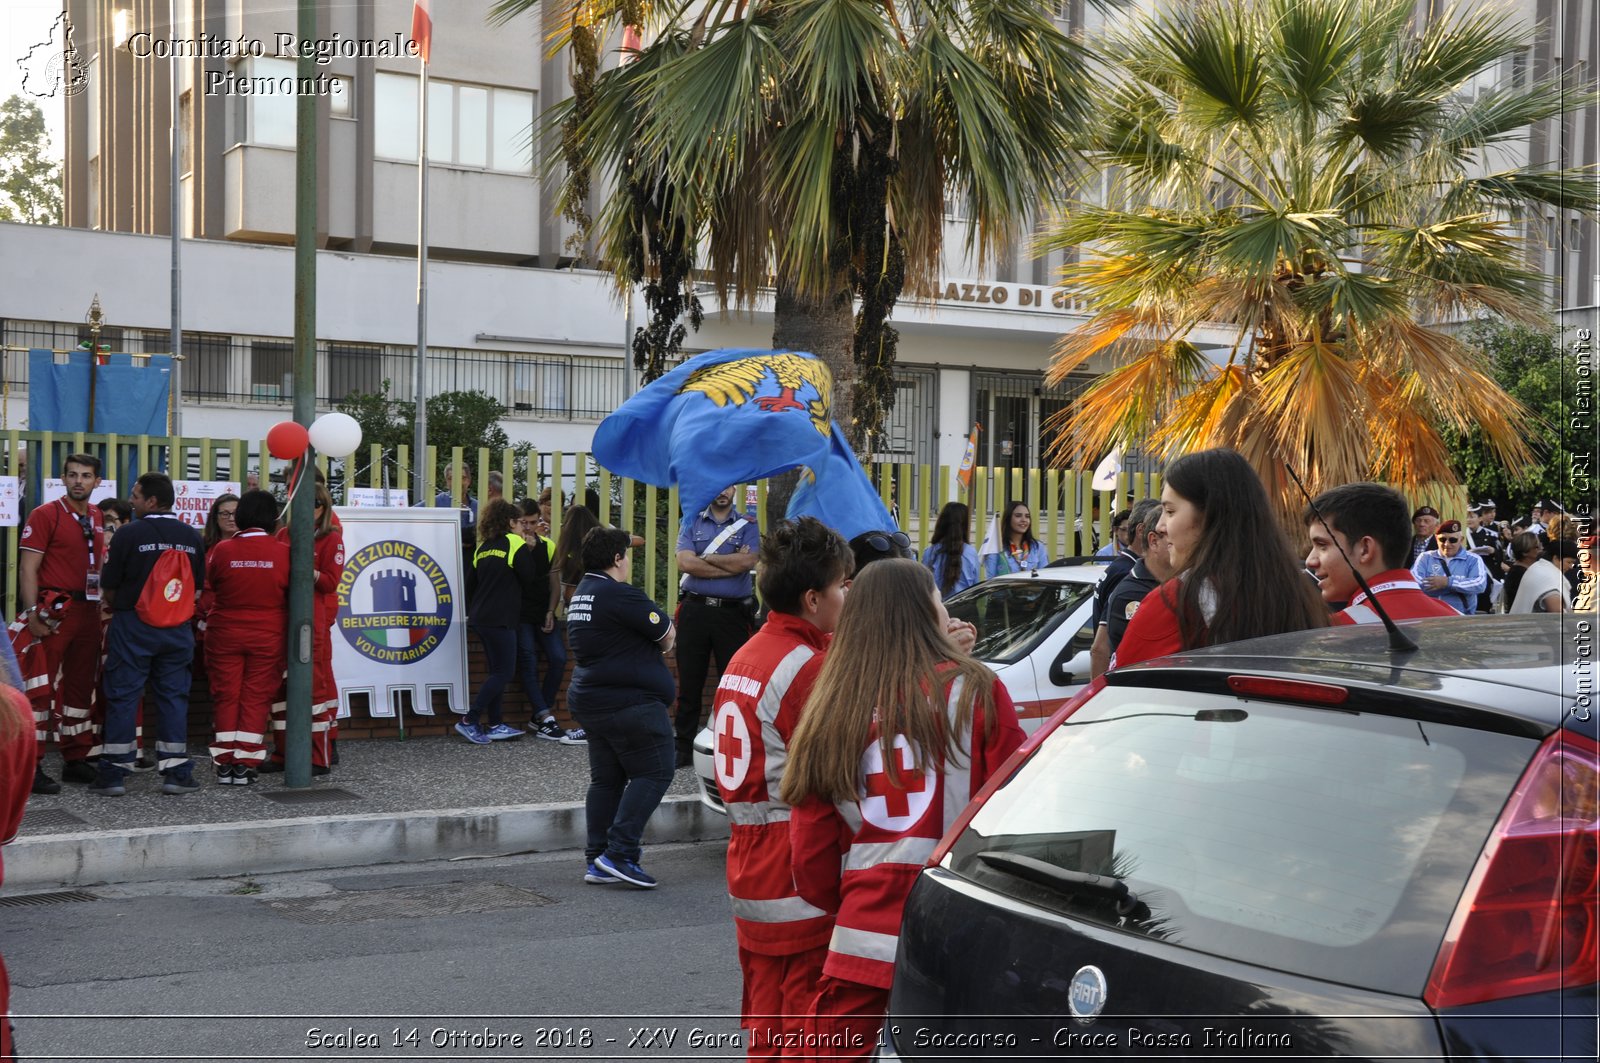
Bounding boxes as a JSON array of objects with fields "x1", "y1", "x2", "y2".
[{"x1": 266, "y1": 420, "x2": 310, "y2": 460}]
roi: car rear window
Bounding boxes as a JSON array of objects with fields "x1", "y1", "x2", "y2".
[
  {"x1": 947, "y1": 685, "x2": 1537, "y2": 994},
  {"x1": 945, "y1": 578, "x2": 1096, "y2": 664}
]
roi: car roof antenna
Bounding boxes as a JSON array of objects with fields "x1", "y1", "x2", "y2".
[{"x1": 1284, "y1": 463, "x2": 1418, "y2": 654}]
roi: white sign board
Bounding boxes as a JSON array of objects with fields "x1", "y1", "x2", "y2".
[
  {"x1": 42, "y1": 479, "x2": 119, "y2": 506},
  {"x1": 0, "y1": 477, "x2": 19, "y2": 527},
  {"x1": 172, "y1": 481, "x2": 241, "y2": 528},
  {"x1": 347, "y1": 487, "x2": 410, "y2": 508},
  {"x1": 331, "y1": 507, "x2": 468, "y2": 722}
]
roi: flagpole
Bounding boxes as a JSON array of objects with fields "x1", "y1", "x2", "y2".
[{"x1": 411, "y1": 48, "x2": 429, "y2": 506}]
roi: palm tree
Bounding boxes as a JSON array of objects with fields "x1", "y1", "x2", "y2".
[
  {"x1": 1040, "y1": 0, "x2": 1598, "y2": 509},
  {"x1": 491, "y1": 0, "x2": 1095, "y2": 451}
]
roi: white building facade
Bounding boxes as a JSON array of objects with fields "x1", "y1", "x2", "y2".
[{"x1": 0, "y1": 0, "x2": 1589, "y2": 475}]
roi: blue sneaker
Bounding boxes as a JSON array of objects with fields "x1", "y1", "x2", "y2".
[
  {"x1": 161, "y1": 766, "x2": 200, "y2": 795},
  {"x1": 87, "y1": 765, "x2": 126, "y2": 798},
  {"x1": 484, "y1": 723, "x2": 525, "y2": 742},
  {"x1": 584, "y1": 860, "x2": 619, "y2": 885},
  {"x1": 454, "y1": 721, "x2": 492, "y2": 745},
  {"x1": 595, "y1": 852, "x2": 657, "y2": 889}
]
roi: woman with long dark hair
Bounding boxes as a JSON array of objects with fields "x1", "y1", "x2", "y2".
[
  {"x1": 782, "y1": 559, "x2": 1024, "y2": 1055},
  {"x1": 981, "y1": 499, "x2": 1047, "y2": 578},
  {"x1": 922, "y1": 502, "x2": 978, "y2": 599},
  {"x1": 267, "y1": 483, "x2": 344, "y2": 772},
  {"x1": 1115, "y1": 449, "x2": 1327, "y2": 668},
  {"x1": 461, "y1": 500, "x2": 539, "y2": 744}
]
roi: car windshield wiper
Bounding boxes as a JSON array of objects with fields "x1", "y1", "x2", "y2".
[{"x1": 975, "y1": 851, "x2": 1148, "y2": 917}]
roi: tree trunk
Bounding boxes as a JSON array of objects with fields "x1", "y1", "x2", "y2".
[{"x1": 766, "y1": 275, "x2": 856, "y2": 522}]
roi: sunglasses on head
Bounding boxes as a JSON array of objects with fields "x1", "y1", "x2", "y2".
[{"x1": 863, "y1": 531, "x2": 911, "y2": 554}]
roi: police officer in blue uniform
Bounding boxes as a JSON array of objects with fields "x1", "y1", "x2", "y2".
[{"x1": 673, "y1": 485, "x2": 759, "y2": 768}]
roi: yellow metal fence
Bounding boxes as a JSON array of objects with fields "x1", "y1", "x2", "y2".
[{"x1": 1, "y1": 430, "x2": 1466, "y2": 612}]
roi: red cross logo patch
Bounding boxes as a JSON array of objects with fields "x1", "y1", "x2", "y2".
[
  {"x1": 859, "y1": 735, "x2": 934, "y2": 832},
  {"x1": 712, "y1": 701, "x2": 752, "y2": 791}
]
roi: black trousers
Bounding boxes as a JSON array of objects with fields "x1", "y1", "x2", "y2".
[{"x1": 672, "y1": 599, "x2": 753, "y2": 755}]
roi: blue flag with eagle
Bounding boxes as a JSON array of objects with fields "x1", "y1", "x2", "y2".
[{"x1": 592, "y1": 348, "x2": 894, "y2": 538}]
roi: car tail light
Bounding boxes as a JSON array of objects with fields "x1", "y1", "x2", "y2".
[
  {"x1": 1424, "y1": 729, "x2": 1599, "y2": 1009},
  {"x1": 927, "y1": 676, "x2": 1107, "y2": 867},
  {"x1": 1226, "y1": 675, "x2": 1350, "y2": 706}
]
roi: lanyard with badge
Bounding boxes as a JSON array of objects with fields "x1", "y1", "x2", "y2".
[{"x1": 69, "y1": 503, "x2": 102, "y2": 601}]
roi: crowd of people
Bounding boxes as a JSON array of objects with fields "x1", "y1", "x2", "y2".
[{"x1": 2, "y1": 445, "x2": 1592, "y2": 1060}]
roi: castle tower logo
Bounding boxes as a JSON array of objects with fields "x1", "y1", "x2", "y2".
[{"x1": 336, "y1": 539, "x2": 453, "y2": 664}]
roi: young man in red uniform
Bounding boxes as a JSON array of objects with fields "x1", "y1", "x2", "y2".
[
  {"x1": 713, "y1": 517, "x2": 854, "y2": 1060},
  {"x1": 18, "y1": 453, "x2": 106, "y2": 790},
  {"x1": 1304, "y1": 483, "x2": 1461, "y2": 625},
  {"x1": 205, "y1": 490, "x2": 290, "y2": 784}
]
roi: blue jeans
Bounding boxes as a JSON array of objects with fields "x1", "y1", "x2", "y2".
[
  {"x1": 102, "y1": 612, "x2": 194, "y2": 775},
  {"x1": 569, "y1": 699, "x2": 675, "y2": 863},
  {"x1": 469, "y1": 624, "x2": 517, "y2": 727},
  {"x1": 516, "y1": 621, "x2": 567, "y2": 717}
]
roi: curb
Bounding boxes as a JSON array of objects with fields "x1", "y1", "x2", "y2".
[{"x1": 0, "y1": 796, "x2": 729, "y2": 892}]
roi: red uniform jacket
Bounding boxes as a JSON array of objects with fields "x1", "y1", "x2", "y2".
[
  {"x1": 1332, "y1": 570, "x2": 1461, "y2": 625},
  {"x1": 790, "y1": 675, "x2": 1024, "y2": 988},
  {"x1": 715, "y1": 611, "x2": 834, "y2": 956},
  {"x1": 205, "y1": 531, "x2": 290, "y2": 646},
  {"x1": 1113, "y1": 578, "x2": 1199, "y2": 669},
  {"x1": 280, "y1": 527, "x2": 346, "y2": 628}
]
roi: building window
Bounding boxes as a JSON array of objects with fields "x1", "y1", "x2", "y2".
[
  {"x1": 513, "y1": 358, "x2": 569, "y2": 415},
  {"x1": 327, "y1": 343, "x2": 383, "y2": 402},
  {"x1": 376, "y1": 73, "x2": 533, "y2": 173},
  {"x1": 492, "y1": 90, "x2": 532, "y2": 171},
  {"x1": 375, "y1": 73, "x2": 418, "y2": 158},
  {"x1": 251, "y1": 340, "x2": 293, "y2": 400},
  {"x1": 179, "y1": 90, "x2": 193, "y2": 175},
  {"x1": 330, "y1": 76, "x2": 352, "y2": 117},
  {"x1": 86, "y1": 57, "x2": 99, "y2": 159},
  {"x1": 242, "y1": 57, "x2": 297, "y2": 148},
  {"x1": 182, "y1": 333, "x2": 232, "y2": 399}
]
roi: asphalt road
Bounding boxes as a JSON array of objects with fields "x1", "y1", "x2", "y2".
[{"x1": 2, "y1": 841, "x2": 745, "y2": 1063}]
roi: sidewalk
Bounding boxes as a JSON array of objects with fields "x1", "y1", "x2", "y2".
[{"x1": 5, "y1": 735, "x2": 725, "y2": 893}]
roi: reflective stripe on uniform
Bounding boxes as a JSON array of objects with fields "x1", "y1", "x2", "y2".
[
  {"x1": 156, "y1": 755, "x2": 189, "y2": 771},
  {"x1": 155, "y1": 741, "x2": 187, "y2": 754},
  {"x1": 844, "y1": 837, "x2": 937, "y2": 871},
  {"x1": 100, "y1": 741, "x2": 137, "y2": 755},
  {"x1": 725, "y1": 801, "x2": 792, "y2": 826},
  {"x1": 728, "y1": 894, "x2": 830, "y2": 923},
  {"x1": 942, "y1": 676, "x2": 972, "y2": 827},
  {"x1": 752, "y1": 646, "x2": 815, "y2": 790},
  {"x1": 828, "y1": 925, "x2": 899, "y2": 965}
]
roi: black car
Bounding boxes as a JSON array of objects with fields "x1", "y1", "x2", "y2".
[{"x1": 885, "y1": 614, "x2": 1598, "y2": 1060}]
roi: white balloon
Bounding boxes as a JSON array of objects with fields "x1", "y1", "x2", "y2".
[{"x1": 308, "y1": 411, "x2": 364, "y2": 458}]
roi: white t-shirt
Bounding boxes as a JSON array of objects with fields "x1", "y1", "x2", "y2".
[{"x1": 1510, "y1": 559, "x2": 1570, "y2": 613}]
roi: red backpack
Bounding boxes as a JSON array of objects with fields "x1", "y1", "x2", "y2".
[{"x1": 135, "y1": 549, "x2": 196, "y2": 628}]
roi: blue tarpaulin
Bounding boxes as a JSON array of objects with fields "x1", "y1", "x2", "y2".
[{"x1": 28, "y1": 349, "x2": 172, "y2": 436}]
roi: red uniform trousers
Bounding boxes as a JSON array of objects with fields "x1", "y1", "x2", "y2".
[
  {"x1": 268, "y1": 605, "x2": 336, "y2": 769},
  {"x1": 312, "y1": 597, "x2": 339, "y2": 754},
  {"x1": 801, "y1": 977, "x2": 888, "y2": 1060},
  {"x1": 206, "y1": 624, "x2": 285, "y2": 768},
  {"x1": 32, "y1": 603, "x2": 102, "y2": 762},
  {"x1": 741, "y1": 943, "x2": 826, "y2": 1061}
]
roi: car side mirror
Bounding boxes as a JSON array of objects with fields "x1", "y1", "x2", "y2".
[{"x1": 1050, "y1": 622, "x2": 1095, "y2": 686}]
